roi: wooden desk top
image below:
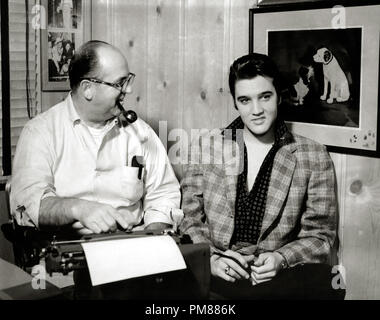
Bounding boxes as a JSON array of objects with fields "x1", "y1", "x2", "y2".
[
  {"x1": 0, "y1": 258, "x2": 63, "y2": 300},
  {"x1": 0, "y1": 258, "x2": 32, "y2": 290}
]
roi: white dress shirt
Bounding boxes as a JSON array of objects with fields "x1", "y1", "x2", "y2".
[{"x1": 10, "y1": 94, "x2": 183, "y2": 229}]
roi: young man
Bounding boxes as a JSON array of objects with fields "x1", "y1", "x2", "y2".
[
  {"x1": 11, "y1": 40, "x2": 183, "y2": 234},
  {"x1": 180, "y1": 53, "x2": 344, "y2": 299}
]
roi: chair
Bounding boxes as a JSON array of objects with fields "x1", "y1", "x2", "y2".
[{"x1": 1, "y1": 179, "x2": 47, "y2": 272}]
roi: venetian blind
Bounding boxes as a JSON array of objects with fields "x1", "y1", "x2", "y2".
[{"x1": 0, "y1": 0, "x2": 38, "y2": 177}]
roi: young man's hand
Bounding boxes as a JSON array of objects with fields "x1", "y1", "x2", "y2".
[
  {"x1": 210, "y1": 250, "x2": 255, "y2": 282},
  {"x1": 250, "y1": 252, "x2": 286, "y2": 285}
]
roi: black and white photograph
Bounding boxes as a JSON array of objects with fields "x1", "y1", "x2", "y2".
[
  {"x1": 41, "y1": 0, "x2": 89, "y2": 91},
  {"x1": 2, "y1": 0, "x2": 380, "y2": 308},
  {"x1": 268, "y1": 28, "x2": 362, "y2": 128},
  {"x1": 48, "y1": 0, "x2": 82, "y2": 30},
  {"x1": 251, "y1": 2, "x2": 380, "y2": 155},
  {"x1": 47, "y1": 32, "x2": 75, "y2": 82}
]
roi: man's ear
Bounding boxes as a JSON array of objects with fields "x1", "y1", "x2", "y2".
[
  {"x1": 80, "y1": 81, "x2": 94, "y2": 101},
  {"x1": 278, "y1": 95, "x2": 282, "y2": 105}
]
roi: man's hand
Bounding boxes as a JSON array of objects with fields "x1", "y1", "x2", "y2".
[
  {"x1": 250, "y1": 252, "x2": 286, "y2": 286},
  {"x1": 39, "y1": 197, "x2": 133, "y2": 234},
  {"x1": 71, "y1": 221, "x2": 93, "y2": 235},
  {"x1": 210, "y1": 250, "x2": 255, "y2": 282},
  {"x1": 71, "y1": 200, "x2": 131, "y2": 234}
]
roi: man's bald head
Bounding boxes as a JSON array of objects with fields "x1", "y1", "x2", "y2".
[{"x1": 69, "y1": 40, "x2": 125, "y2": 92}]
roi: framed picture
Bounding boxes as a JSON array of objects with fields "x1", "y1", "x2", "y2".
[
  {"x1": 249, "y1": 1, "x2": 380, "y2": 156},
  {"x1": 41, "y1": 0, "x2": 92, "y2": 91}
]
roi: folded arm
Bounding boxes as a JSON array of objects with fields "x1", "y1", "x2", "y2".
[
  {"x1": 39, "y1": 197, "x2": 130, "y2": 233},
  {"x1": 10, "y1": 123, "x2": 130, "y2": 233}
]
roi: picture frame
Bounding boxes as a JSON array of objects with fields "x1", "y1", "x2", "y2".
[
  {"x1": 249, "y1": 1, "x2": 380, "y2": 157},
  {"x1": 41, "y1": 0, "x2": 92, "y2": 91}
]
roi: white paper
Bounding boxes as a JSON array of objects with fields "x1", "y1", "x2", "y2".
[{"x1": 81, "y1": 235, "x2": 186, "y2": 286}]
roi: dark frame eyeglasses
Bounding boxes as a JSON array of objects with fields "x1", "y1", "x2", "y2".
[{"x1": 80, "y1": 72, "x2": 135, "y2": 93}]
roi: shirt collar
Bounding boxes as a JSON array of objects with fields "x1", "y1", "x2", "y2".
[
  {"x1": 222, "y1": 116, "x2": 294, "y2": 147},
  {"x1": 66, "y1": 93, "x2": 81, "y2": 125}
]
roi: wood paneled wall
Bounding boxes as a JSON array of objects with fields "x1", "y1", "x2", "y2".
[
  {"x1": 338, "y1": 155, "x2": 380, "y2": 299},
  {"x1": 83, "y1": 0, "x2": 380, "y2": 299},
  {"x1": 92, "y1": 0, "x2": 250, "y2": 176}
]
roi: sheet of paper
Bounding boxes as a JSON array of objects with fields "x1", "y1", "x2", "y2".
[{"x1": 81, "y1": 235, "x2": 186, "y2": 286}]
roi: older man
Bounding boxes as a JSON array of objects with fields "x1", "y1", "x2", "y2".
[{"x1": 11, "y1": 40, "x2": 182, "y2": 235}]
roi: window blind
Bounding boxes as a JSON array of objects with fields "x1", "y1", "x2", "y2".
[{"x1": 0, "y1": 0, "x2": 38, "y2": 177}]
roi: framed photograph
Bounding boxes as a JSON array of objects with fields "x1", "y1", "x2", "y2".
[
  {"x1": 249, "y1": 1, "x2": 380, "y2": 156},
  {"x1": 48, "y1": 0, "x2": 83, "y2": 29},
  {"x1": 41, "y1": 0, "x2": 91, "y2": 91}
]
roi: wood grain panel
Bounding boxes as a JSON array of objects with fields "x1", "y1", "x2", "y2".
[
  {"x1": 340, "y1": 155, "x2": 380, "y2": 299},
  {"x1": 145, "y1": 0, "x2": 182, "y2": 130},
  {"x1": 145, "y1": 0, "x2": 184, "y2": 176},
  {"x1": 91, "y1": 0, "x2": 113, "y2": 42},
  {"x1": 182, "y1": 0, "x2": 228, "y2": 132},
  {"x1": 227, "y1": 0, "x2": 250, "y2": 123},
  {"x1": 92, "y1": 0, "x2": 149, "y2": 121},
  {"x1": 112, "y1": 0, "x2": 149, "y2": 121}
]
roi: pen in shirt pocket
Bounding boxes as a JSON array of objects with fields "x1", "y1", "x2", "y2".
[{"x1": 131, "y1": 155, "x2": 144, "y2": 180}]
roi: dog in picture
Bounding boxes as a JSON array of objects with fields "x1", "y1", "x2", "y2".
[
  {"x1": 313, "y1": 47, "x2": 350, "y2": 104},
  {"x1": 293, "y1": 65, "x2": 314, "y2": 105}
]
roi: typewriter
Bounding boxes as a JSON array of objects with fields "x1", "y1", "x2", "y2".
[
  {"x1": 42, "y1": 229, "x2": 192, "y2": 275},
  {"x1": 1, "y1": 221, "x2": 191, "y2": 275},
  {"x1": 2, "y1": 224, "x2": 210, "y2": 299}
]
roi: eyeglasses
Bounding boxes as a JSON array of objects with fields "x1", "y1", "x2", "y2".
[{"x1": 81, "y1": 72, "x2": 135, "y2": 93}]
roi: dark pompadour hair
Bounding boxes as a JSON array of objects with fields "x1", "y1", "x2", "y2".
[
  {"x1": 69, "y1": 40, "x2": 111, "y2": 91},
  {"x1": 228, "y1": 53, "x2": 282, "y2": 99}
]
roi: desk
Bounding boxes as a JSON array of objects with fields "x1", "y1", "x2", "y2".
[{"x1": 0, "y1": 258, "x2": 62, "y2": 300}]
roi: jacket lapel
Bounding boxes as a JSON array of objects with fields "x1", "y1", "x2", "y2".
[
  {"x1": 259, "y1": 144, "x2": 297, "y2": 239},
  {"x1": 221, "y1": 135, "x2": 242, "y2": 217},
  {"x1": 224, "y1": 170, "x2": 238, "y2": 217}
]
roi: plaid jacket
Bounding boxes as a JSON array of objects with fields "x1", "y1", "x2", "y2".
[{"x1": 180, "y1": 125, "x2": 337, "y2": 267}]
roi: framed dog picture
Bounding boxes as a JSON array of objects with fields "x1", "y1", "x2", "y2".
[
  {"x1": 249, "y1": 1, "x2": 380, "y2": 157},
  {"x1": 41, "y1": 0, "x2": 92, "y2": 91}
]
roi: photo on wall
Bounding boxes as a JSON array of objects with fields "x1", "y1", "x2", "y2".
[
  {"x1": 268, "y1": 28, "x2": 362, "y2": 128},
  {"x1": 48, "y1": 32, "x2": 76, "y2": 82},
  {"x1": 48, "y1": 0, "x2": 83, "y2": 30},
  {"x1": 250, "y1": 3, "x2": 380, "y2": 156},
  {"x1": 41, "y1": 0, "x2": 91, "y2": 91}
]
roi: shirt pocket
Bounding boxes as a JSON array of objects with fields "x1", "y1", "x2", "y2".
[
  {"x1": 119, "y1": 166, "x2": 144, "y2": 203},
  {"x1": 95, "y1": 166, "x2": 144, "y2": 206}
]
